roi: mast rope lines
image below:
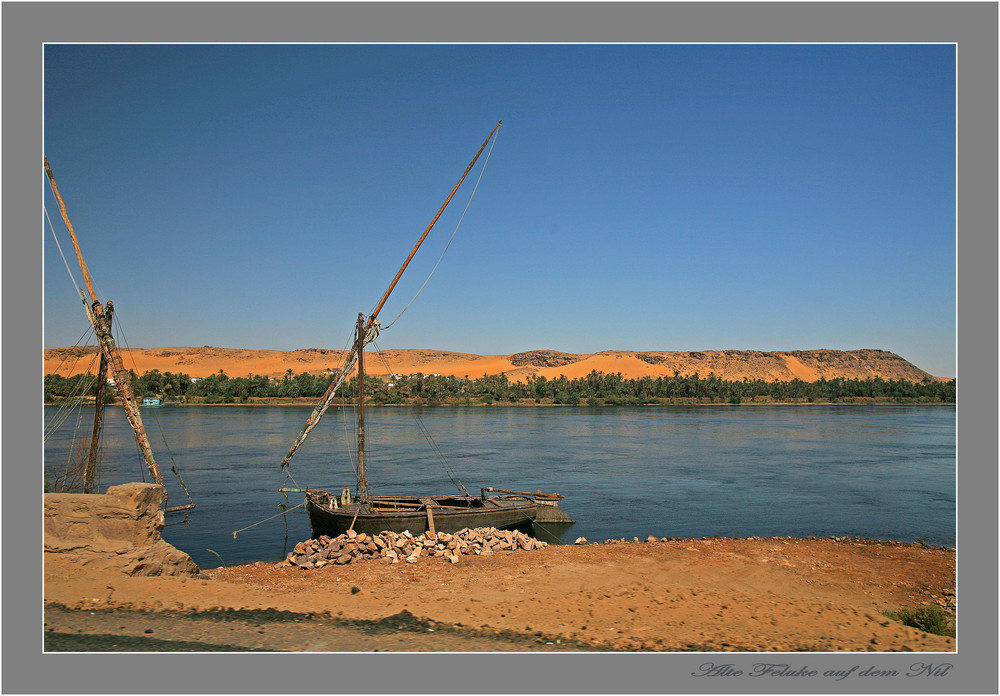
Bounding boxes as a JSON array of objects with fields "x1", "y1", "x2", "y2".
[
  {"x1": 380, "y1": 124, "x2": 500, "y2": 331},
  {"x1": 110, "y1": 301, "x2": 197, "y2": 511},
  {"x1": 279, "y1": 120, "x2": 502, "y2": 471},
  {"x1": 279, "y1": 319, "x2": 379, "y2": 470},
  {"x1": 370, "y1": 340, "x2": 470, "y2": 497}
]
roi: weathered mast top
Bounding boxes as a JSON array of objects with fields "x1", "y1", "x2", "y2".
[
  {"x1": 279, "y1": 120, "x2": 502, "y2": 470},
  {"x1": 44, "y1": 156, "x2": 98, "y2": 306},
  {"x1": 366, "y1": 120, "x2": 502, "y2": 329}
]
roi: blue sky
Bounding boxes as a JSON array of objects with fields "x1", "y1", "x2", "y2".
[{"x1": 43, "y1": 44, "x2": 956, "y2": 377}]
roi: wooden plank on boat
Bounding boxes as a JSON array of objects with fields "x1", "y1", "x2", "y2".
[
  {"x1": 484, "y1": 487, "x2": 563, "y2": 500},
  {"x1": 426, "y1": 506, "x2": 436, "y2": 535},
  {"x1": 419, "y1": 497, "x2": 437, "y2": 507},
  {"x1": 372, "y1": 500, "x2": 425, "y2": 508}
]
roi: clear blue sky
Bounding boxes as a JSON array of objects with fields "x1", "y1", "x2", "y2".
[{"x1": 43, "y1": 44, "x2": 956, "y2": 377}]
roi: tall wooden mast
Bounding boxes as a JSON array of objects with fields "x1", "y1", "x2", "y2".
[
  {"x1": 84, "y1": 301, "x2": 113, "y2": 493},
  {"x1": 355, "y1": 313, "x2": 369, "y2": 499},
  {"x1": 44, "y1": 156, "x2": 164, "y2": 487}
]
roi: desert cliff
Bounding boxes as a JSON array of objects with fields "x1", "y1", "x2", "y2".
[{"x1": 44, "y1": 346, "x2": 942, "y2": 383}]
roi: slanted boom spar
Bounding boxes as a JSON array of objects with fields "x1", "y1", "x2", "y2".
[{"x1": 278, "y1": 120, "x2": 502, "y2": 472}]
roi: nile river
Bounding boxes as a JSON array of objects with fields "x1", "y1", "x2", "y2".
[{"x1": 43, "y1": 404, "x2": 955, "y2": 569}]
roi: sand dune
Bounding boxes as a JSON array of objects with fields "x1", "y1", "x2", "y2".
[{"x1": 44, "y1": 345, "x2": 941, "y2": 383}]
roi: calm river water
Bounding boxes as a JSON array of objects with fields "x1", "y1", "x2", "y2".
[{"x1": 44, "y1": 405, "x2": 955, "y2": 569}]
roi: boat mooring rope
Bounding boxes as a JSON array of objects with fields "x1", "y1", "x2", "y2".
[{"x1": 232, "y1": 500, "x2": 307, "y2": 539}]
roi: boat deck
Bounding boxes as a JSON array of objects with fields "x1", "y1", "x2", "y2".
[{"x1": 304, "y1": 490, "x2": 539, "y2": 537}]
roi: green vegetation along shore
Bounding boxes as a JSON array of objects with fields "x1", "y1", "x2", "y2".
[{"x1": 45, "y1": 368, "x2": 955, "y2": 407}]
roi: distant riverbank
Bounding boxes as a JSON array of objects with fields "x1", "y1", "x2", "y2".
[
  {"x1": 44, "y1": 365, "x2": 956, "y2": 408},
  {"x1": 47, "y1": 395, "x2": 955, "y2": 408}
]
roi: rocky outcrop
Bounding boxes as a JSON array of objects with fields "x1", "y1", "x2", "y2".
[
  {"x1": 44, "y1": 483, "x2": 199, "y2": 577},
  {"x1": 776, "y1": 349, "x2": 933, "y2": 382},
  {"x1": 614, "y1": 349, "x2": 938, "y2": 383},
  {"x1": 508, "y1": 350, "x2": 581, "y2": 368}
]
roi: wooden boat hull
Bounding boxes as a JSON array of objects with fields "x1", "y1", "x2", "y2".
[{"x1": 305, "y1": 491, "x2": 537, "y2": 537}]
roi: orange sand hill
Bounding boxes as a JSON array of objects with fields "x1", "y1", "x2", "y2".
[{"x1": 44, "y1": 346, "x2": 941, "y2": 383}]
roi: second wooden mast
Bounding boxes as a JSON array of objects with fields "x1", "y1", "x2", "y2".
[{"x1": 355, "y1": 313, "x2": 369, "y2": 500}]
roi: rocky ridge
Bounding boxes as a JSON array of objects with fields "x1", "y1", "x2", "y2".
[{"x1": 43, "y1": 346, "x2": 944, "y2": 382}]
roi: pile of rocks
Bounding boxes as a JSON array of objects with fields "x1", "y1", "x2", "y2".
[
  {"x1": 930, "y1": 588, "x2": 956, "y2": 613},
  {"x1": 280, "y1": 527, "x2": 547, "y2": 569}
]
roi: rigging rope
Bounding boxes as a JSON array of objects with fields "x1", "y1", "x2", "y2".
[
  {"x1": 44, "y1": 204, "x2": 89, "y2": 308},
  {"x1": 279, "y1": 325, "x2": 356, "y2": 491},
  {"x1": 380, "y1": 128, "x2": 499, "y2": 330},
  {"x1": 65, "y1": 400, "x2": 88, "y2": 480},
  {"x1": 111, "y1": 306, "x2": 194, "y2": 498},
  {"x1": 281, "y1": 350, "x2": 357, "y2": 468},
  {"x1": 282, "y1": 464, "x2": 304, "y2": 491},
  {"x1": 412, "y1": 414, "x2": 469, "y2": 496},
  {"x1": 44, "y1": 178, "x2": 109, "y2": 307},
  {"x1": 44, "y1": 349, "x2": 101, "y2": 440},
  {"x1": 279, "y1": 319, "x2": 380, "y2": 469},
  {"x1": 43, "y1": 325, "x2": 99, "y2": 392},
  {"x1": 371, "y1": 339, "x2": 469, "y2": 496}
]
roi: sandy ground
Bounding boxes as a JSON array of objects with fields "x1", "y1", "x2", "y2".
[
  {"x1": 44, "y1": 537, "x2": 955, "y2": 653},
  {"x1": 43, "y1": 346, "x2": 941, "y2": 382}
]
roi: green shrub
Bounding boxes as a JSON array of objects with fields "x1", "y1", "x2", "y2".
[{"x1": 883, "y1": 605, "x2": 955, "y2": 638}]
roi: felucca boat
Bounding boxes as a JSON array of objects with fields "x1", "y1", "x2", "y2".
[{"x1": 277, "y1": 121, "x2": 567, "y2": 537}]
